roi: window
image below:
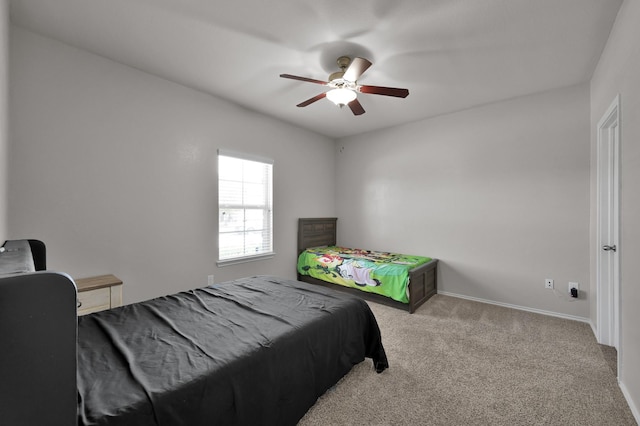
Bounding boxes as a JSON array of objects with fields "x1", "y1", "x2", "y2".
[{"x1": 218, "y1": 150, "x2": 273, "y2": 263}]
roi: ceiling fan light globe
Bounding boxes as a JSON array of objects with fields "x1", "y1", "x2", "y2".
[{"x1": 326, "y1": 88, "x2": 357, "y2": 106}]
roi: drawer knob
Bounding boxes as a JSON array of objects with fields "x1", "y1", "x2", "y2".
[{"x1": 77, "y1": 300, "x2": 82, "y2": 308}]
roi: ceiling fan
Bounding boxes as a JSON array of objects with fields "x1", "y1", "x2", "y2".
[{"x1": 280, "y1": 56, "x2": 409, "y2": 116}]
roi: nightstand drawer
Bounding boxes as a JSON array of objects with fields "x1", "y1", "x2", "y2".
[{"x1": 77, "y1": 287, "x2": 111, "y2": 315}]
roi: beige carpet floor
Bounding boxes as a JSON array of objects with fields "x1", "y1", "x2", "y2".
[{"x1": 299, "y1": 294, "x2": 637, "y2": 425}]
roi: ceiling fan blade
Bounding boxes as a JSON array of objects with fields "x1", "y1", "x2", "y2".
[
  {"x1": 358, "y1": 85, "x2": 409, "y2": 98},
  {"x1": 343, "y1": 57, "x2": 372, "y2": 82},
  {"x1": 280, "y1": 74, "x2": 328, "y2": 86},
  {"x1": 296, "y1": 92, "x2": 327, "y2": 107},
  {"x1": 348, "y1": 99, "x2": 365, "y2": 116}
]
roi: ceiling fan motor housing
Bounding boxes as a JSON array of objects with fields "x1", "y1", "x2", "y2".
[
  {"x1": 328, "y1": 71, "x2": 345, "y2": 82},
  {"x1": 329, "y1": 56, "x2": 352, "y2": 82}
]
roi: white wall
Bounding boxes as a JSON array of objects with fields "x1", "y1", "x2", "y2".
[
  {"x1": 336, "y1": 84, "x2": 591, "y2": 319},
  {"x1": 590, "y1": 0, "x2": 640, "y2": 419},
  {"x1": 8, "y1": 27, "x2": 336, "y2": 304},
  {"x1": 0, "y1": 0, "x2": 8, "y2": 241}
]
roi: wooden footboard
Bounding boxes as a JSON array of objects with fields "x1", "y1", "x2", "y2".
[
  {"x1": 407, "y1": 258, "x2": 438, "y2": 313},
  {"x1": 297, "y1": 218, "x2": 438, "y2": 313},
  {"x1": 0, "y1": 272, "x2": 77, "y2": 426}
]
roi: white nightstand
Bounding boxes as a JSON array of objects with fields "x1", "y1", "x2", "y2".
[{"x1": 75, "y1": 274, "x2": 123, "y2": 315}]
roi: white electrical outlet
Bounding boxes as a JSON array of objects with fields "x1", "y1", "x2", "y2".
[
  {"x1": 569, "y1": 282, "x2": 579, "y2": 296},
  {"x1": 545, "y1": 279, "x2": 554, "y2": 289},
  {"x1": 208, "y1": 275, "x2": 215, "y2": 286}
]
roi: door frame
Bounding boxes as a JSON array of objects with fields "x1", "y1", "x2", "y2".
[{"x1": 595, "y1": 94, "x2": 621, "y2": 360}]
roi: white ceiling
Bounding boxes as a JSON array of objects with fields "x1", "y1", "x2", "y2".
[{"x1": 9, "y1": 0, "x2": 622, "y2": 139}]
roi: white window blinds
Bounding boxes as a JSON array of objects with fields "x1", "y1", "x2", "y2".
[{"x1": 218, "y1": 151, "x2": 273, "y2": 262}]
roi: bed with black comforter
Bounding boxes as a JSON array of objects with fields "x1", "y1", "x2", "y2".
[{"x1": 77, "y1": 275, "x2": 388, "y2": 426}]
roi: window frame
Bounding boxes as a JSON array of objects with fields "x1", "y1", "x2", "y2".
[{"x1": 216, "y1": 149, "x2": 274, "y2": 266}]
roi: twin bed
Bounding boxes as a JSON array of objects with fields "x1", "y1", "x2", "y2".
[
  {"x1": 297, "y1": 218, "x2": 438, "y2": 313},
  {"x1": 0, "y1": 239, "x2": 387, "y2": 426}
]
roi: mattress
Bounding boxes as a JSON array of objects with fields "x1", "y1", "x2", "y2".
[
  {"x1": 297, "y1": 246, "x2": 432, "y2": 303},
  {"x1": 77, "y1": 275, "x2": 388, "y2": 426}
]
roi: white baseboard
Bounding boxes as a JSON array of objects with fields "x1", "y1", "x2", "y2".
[
  {"x1": 437, "y1": 291, "x2": 591, "y2": 323},
  {"x1": 590, "y1": 320, "x2": 598, "y2": 339},
  {"x1": 619, "y1": 380, "x2": 640, "y2": 424}
]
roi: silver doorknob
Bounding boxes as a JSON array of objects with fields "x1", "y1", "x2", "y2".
[{"x1": 603, "y1": 245, "x2": 617, "y2": 252}]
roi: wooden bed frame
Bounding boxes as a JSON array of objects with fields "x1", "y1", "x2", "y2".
[{"x1": 297, "y1": 217, "x2": 438, "y2": 313}]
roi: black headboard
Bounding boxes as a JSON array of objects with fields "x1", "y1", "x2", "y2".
[{"x1": 0, "y1": 240, "x2": 77, "y2": 426}]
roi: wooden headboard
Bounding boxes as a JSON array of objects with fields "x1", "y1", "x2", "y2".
[{"x1": 297, "y1": 218, "x2": 337, "y2": 255}]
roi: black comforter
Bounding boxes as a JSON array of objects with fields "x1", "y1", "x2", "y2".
[{"x1": 77, "y1": 275, "x2": 388, "y2": 426}]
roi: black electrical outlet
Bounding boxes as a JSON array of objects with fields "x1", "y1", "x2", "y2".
[{"x1": 570, "y1": 287, "x2": 578, "y2": 298}]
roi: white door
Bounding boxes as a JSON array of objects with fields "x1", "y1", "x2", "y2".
[{"x1": 596, "y1": 95, "x2": 620, "y2": 352}]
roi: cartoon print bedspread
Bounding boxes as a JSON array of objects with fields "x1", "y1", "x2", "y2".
[{"x1": 297, "y1": 246, "x2": 432, "y2": 303}]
